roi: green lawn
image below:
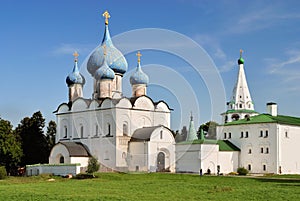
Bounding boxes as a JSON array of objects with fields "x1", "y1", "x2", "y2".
[{"x1": 0, "y1": 173, "x2": 300, "y2": 201}]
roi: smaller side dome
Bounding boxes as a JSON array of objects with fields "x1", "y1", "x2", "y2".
[
  {"x1": 94, "y1": 55, "x2": 115, "y2": 80},
  {"x1": 238, "y1": 57, "x2": 244, "y2": 65},
  {"x1": 238, "y1": 49, "x2": 244, "y2": 65},
  {"x1": 130, "y1": 51, "x2": 149, "y2": 85},
  {"x1": 66, "y1": 52, "x2": 85, "y2": 87}
]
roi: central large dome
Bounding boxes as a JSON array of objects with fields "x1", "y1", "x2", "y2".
[{"x1": 87, "y1": 24, "x2": 128, "y2": 76}]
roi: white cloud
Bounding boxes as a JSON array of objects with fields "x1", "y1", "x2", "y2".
[
  {"x1": 265, "y1": 49, "x2": 300, "y2": 91},
  {"x1": 193, "y1": 34, "x2": 234, "y2": 73},
  {"x1": 52, "y1": 43, "x2": 94, "y2": 56},
  {"x1": 228, "y1": 6, "x2": 300, "y2": 34}
]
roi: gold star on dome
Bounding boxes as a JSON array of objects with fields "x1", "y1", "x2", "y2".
[
  {"x1": 102, "y1": 10, "x2": 110, "y2": 25},
  {"x1": 136, "y1": 51, "x2": 142, "y2": 63},
  {"x1": 73, "y1": 51, "x2": 79, "y2": 62}
]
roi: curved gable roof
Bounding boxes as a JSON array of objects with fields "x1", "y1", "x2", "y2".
[
  {"x1": 60, "y1": 142, "x2": 91, "y2": 157},
  {"x1": 130, "y1": 125, "x2": 166, "y2": 142}
]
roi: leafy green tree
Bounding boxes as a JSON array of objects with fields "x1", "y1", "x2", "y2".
[
  {"x1": 0, "y1": 118, "x2": 23, "y2": 175},
  {"x1": 16, "y1": 111, "x2": 49, "y2": 166},
  {"x1": 0, "y1": 166, "x2": 7, "y2": 179},
  {"x1": 175, "y1": 126, "x2": 188, "y2": 143},
  {"x1": 87, "y1": 156, "x2": 100, "y2": 176},
  {"x1": 197, "y1": 121, "x2": 219, "y2": 139},
  {"x1": 46, "y1": 120, "x2": 57, "y2": 153}
]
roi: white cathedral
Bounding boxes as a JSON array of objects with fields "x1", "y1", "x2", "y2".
[
  {"x1": 27, "y1": 11, "x2": 300, "y2": 176},
  {"x1": 176, "y1": 50, "x2": 300, "y2": 175},
  {"x1": 48, "y1": 11, "x2": 175, "y2": 173}
]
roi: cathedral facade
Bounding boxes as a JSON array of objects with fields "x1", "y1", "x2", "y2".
[{"x1": 49, "y1": 11, "x2": 175, "y2": 173}]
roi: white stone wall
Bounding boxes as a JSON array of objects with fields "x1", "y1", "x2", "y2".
[
  {"x1": 49, "y1": 143, "x2": 71, "y2": 164},
  {"x1": 218, "y1": 151, "x2": 239, "y2": 173},
  {"x1": 128, "y1": 142, "x2": 148, "y2": 172},
  {"x1": 176, "y1": 144, "x2": 201, "y2": 173},
  {"x1": 148, "y1": 127, "x2": 175, "y2": 172},
  {"x1": 200, "y1": 144, "x2": 219, "y2": 174},
  {"x1": 54, "y1": 96, "x2": 171, "y2": 172},
  {"x1": 176, "y1": 143, "x2": 238, "y2": 174},
  {"x1": 218, "y1": 123, "x2": 279, "y2": 173},
  {"x1": 26, "y1": 164, "x2": 80, "y2": 176},
  {"x1": 279, "y1": 125, "x2": 300, "y2": 174}
]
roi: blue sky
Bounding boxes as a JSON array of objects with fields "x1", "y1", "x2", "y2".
[{"x1": 1, "y1": 0, "x2": 300, "y2": 130}]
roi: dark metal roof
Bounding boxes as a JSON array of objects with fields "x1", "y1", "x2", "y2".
[
  {"x1": 130, "y1": 126, "x2": 162, "y2": 142},
  {"x1": 60, "y1": 142, "x2": 91, "y2": 157}
]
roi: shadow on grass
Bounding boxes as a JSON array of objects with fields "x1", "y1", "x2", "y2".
[{"x1": 252, "y1": 177, "x2": 300, "y2": 185}]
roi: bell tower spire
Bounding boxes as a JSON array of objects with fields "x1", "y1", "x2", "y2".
[{"x1": 222, "y1": 50, "x2": 258, "y2": 123}]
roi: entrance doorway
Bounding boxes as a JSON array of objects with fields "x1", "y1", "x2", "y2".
[{"x1": 157, "y1": 152, "x2": 165, "y2": 172}]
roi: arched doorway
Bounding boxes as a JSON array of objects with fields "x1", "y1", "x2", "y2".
[
  {"x1": 60, "y1": 156, "x2": 64, "y2": 164},
  {"x1": 157, "y1": 152, "x2": 165, "y2": 172}
]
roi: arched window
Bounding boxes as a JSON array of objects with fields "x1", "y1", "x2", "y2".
[
  {"x1": 64, "y1": 126, "x2": 67, "y2": 138},
  {"x1": 245, "y1": 131, "x2": 249, "y2": 138},
  {"x1": 108, "y1": 123, "x2": 111, "y2": 136},
  {"x1": 95, "y1": 125, "x2": 98, "y2": 136},
  {"x1": 123, "y1": 123, "x2": 128, "y2": 136},
  {"x1": 80, "y1": 125, "x2": 84, "y2": 138},
  {"x1": 116, "y1": 76, "x2": 119, "y2": 91},
  {"x1": 231, "y1": 114, "x2": 240, "y2": 121},
  {"x1": 60, "y1": 156, "x2": 64, "y2": 164},
  {"x1": 160, "y1": 130, "x2": 163, "y2": 139}
]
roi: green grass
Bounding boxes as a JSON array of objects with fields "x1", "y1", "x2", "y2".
[{"x1": 1, "y1": 173, "x2": 300, "y2": 200}]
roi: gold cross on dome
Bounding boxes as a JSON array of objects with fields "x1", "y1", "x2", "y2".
[
  {"x1": 73, "y1": 51, "x2": 79, "y2": 61},
  {"x1": 240, "y1": 49, "x2": 243, "y2": 57},
  {"x1": 136, "y1": 51, "x2": 142, "y2": 63},
  {"x1": 102, "y1": 10, "x2": 110, "y2": 25}
]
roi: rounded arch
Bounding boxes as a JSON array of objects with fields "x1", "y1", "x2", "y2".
[
  {"x1": 157, "y1": 152, "x2": 165, "y2": 172},
  {"x1": 71, "y1": 98, "x2": 89, "y2": 112},
  {"x1": 116, "y1": 97, "x2": 132, "y2": 109},
  {"x1": 133, "y1": 96, "x2": 155, "y2": 110},
  {"x1": 155, "y1": 101, "x2": 171, "y2": 112}
]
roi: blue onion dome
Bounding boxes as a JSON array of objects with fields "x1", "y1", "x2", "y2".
[
  {"x1": 238, "y1": 49, "x2": 245, "y2": 65},
  {"x1": 66, "y1": 52, "x2": 86, "y2": 87},
  {"x1": 94, "y1": 54, "x2": 115, "y2": 80},
  {"x1": 130, "y1": 51, "x2": 149, "y2": 85},
  {"x1": 87, "y1": 11, "x2": 128, "y2": 76}
]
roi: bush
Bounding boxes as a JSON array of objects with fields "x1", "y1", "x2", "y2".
[
  {"x1": 87, "y1": 156, "x2": 100, "y2": 175},
  {"x1": 74, "y1": 173, "x2": 95, "y2": 179},
  {"x1": 0, "y1": 166, "x2": 7, "y2": 180},
  {"x1": 237, "y1": 167, "x2": 249, "y2": 175}
]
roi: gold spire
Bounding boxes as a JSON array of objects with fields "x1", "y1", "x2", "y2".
[
  {"x1": 73, "y1": 51, "x2": 79, "y2": 62},
  {"x1": 136, "y1": 51, "x2": 142, "y2": 63},
  {"x1": 240, "y1": 49, "x2": 243, "y2": 58},
  {"x1": 102, "y1": 10, "x2": 110, "y2": 25}
]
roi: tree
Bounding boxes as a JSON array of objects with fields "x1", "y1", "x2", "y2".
[
  {"x1": 87, "y1": 156, "x2": 100, "y2": 176},
  {"x1": 175, "y1": 126, "x2": 188, "y2": 143},
  {"x1": 16, "y1": 111, "x2": 49, "y2": 166},
  {"x1": 197, "y1": 121, "x2": 219, "y2": 139},
  {"x1": 0, "y1": 118, "x2": 23, "y2": 175},
  {"x1": 46, "y1": 120, "x2": 57, "y2": 153}
]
